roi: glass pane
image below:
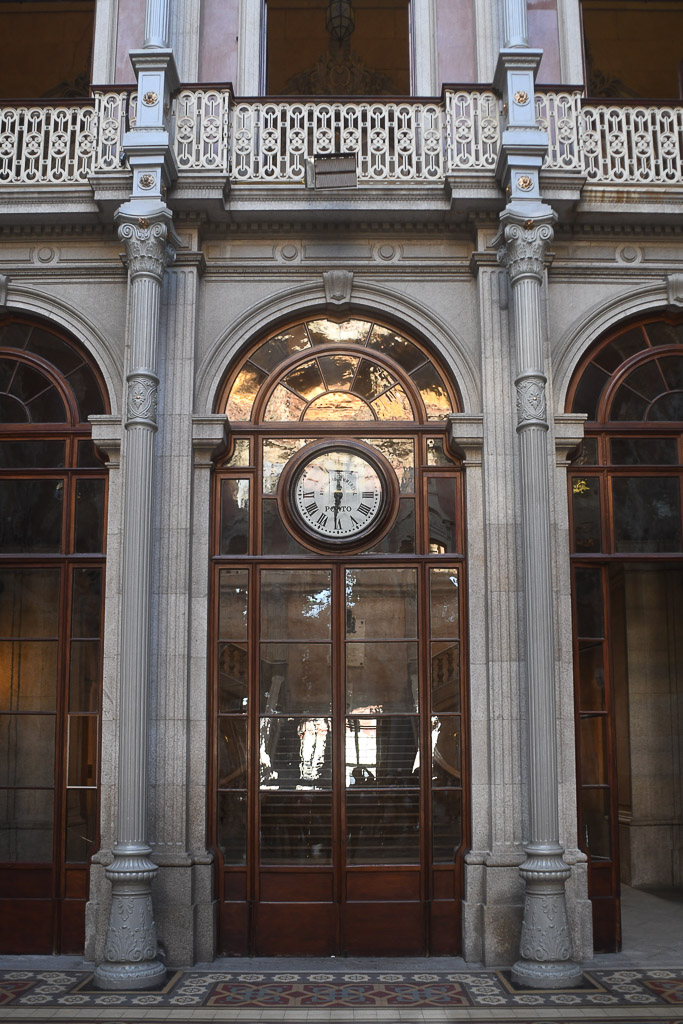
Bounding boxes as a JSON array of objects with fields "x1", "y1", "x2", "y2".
[
  {"x1": 283, "y1": 360, "x2": 326, "y2": 402},
  {"x1": 218, "y1": 717, "x2": 248, "y2": 788},
  {"x1": 574, "y1": 567, "x2": 604, "y2": 639},
  {"x1": 648, "y1": 392, "x2": 683, "y2": 420},
  {"x1": 610, "y1": 438, "x2": 678, "y2": 465},
  {"x1": 220, "y1": 478, "x2": 250, "y2": 555},
  {"x1": 368, "y1": 325, "x2": 426, "y2": 372},
  {"x1": 643, "y1": 321, "x2": 683, "y2": 349},
  {"x1": 610, "y1": 384, "x2": 649, "y2": 421},
  {"x1": 578, "y1": 640, "x2": 605, "y2": 712},
  {"x1": 65, "y1": 789, "x2": 96, "y2": 862},
  {"x1": 411, "y1": 363, "x2": 452, "y2": 419},
  {"x1": 226, "y1": 362, "x2": 267, "y2": 421},
  {"x1": 260, "y1": 716, "x2": 331, "y2": 790},
  {"x1": 612, "y1": 477, "x2": 682, "y2": 552},
  {"x1": 217, "y1": 791, "x2": 247, "y2": 864},
  {"x1": 71, "y1": 568, "x2": 102, "y2": 638},
  {"x1": 218, "y1": 569, "x2": 248, "y2": 640},
  {"x1": 65, "y1": 364, "x2": 105, "y2": 419},
  {"x1": 26, "y1": 328, "x2": 83, "y2": 374},
  {"x1": 428, "y1": 477, "x2": 457, "y2": 553},
  {"x1": 77, "y1": 439, "x2": 104, "y2": 467},
  {"x1": 67, "y1": 715, "x2": 97, "y2": 786},
  {"x1": 594, "y1": 327, "x2": 646, "y2": 372},
  {"x1": 0, "y1": 569, "x2": 60, "y2": 637},
  {"x1": 571, "y1": 362, "x2": 609, "y2": 419},
  {"x1": 580, "y1": 715, "x2": 608, "y2": 785},
  {"x1": 581, "y1": 788, "x2": 611, "y2": 860},
  {"x1": 25, "y1": 384, "x2": 69, "y2": 422},
  {"x1": 0, "y1": 641, "x2": 57, "y2": 711},
  {"x1": 353, "y1": 359, "x2": 396, "y2": 401},
  {"x1": 573, "y1": 437, "x2": 598, "y2": 466},
  {"x1": 346, "y1": 643, "x2": 418, "y2": 713},
  {"x1": 430, "y1": 568, "x2": 459, "y2": 639},
  {"x1": 0, "y1": 393, "x2": 28, "y2": 422},
  {"x1": 225, "y1": 438, "x2": 251, "y2": 466},
  {"x1": 657, "y1": 355, "x2": 683, "y2": 390},
  {"x1": 251, "y1": 325, "x2": 311, "y2": 371},
  {"x1": 432, "y1": 789, "x2": 462, "y2": 864},
  {"x1": 318, "y1": 354, "x2": 359, "y2": 390},
  {"x1": 0, "y1": 714, "x2": 55, "y2": 786},
  {"x1": 431, "y1": 715, "x2": 461, "y2": 785},
  {"x1": 371, "y1": 385, "x2": 413, "y2": 420},
  {"x1": 363, "y1": 437, "x2": 414, "y2": 493},
  {"x1": 74, "y1": 478, "x2": 105, "y2": 553},
  {"x1": 367, "y1": 497, "x2": 415, "y2": 553},
  {"x1": 426, "y1": 437, "x2": 453, "y2": 466},
  {"x1": 307, "y1": 318, "x2": 371, "y2": 346},
  {"x1": 261, "y1": 499, "x2": 310, "y2": 554},
  {"x1": 0, "y1": 788, "x2": 53, "y2": 862},
  {"x1": 260, "y1": 644, "x2": 331, "y2": 714},
  {"x1": 10, "y1": 361, "x2": 57, "y2": 405},
  {"x1": 0, "y1": 480, "x2": 63, "y2": 552},
  {"x1": 263, "y1": 384, "x2": 308, "y2": 421},
  {"x1": 572, "y1": 476, "x2": 602, "y2": 553},
  {"x1": 344, "y1": 715, "x2": 419, "y2": 784},
  {"x1": 260, "y1": 791, "x2": 331, "y2": 864},
  {"x1": 261, "y1": 570, "x2": 331, "y2": 640},
  {"x1": 218, "y1": 642, "x2": 248, "y2": 712},
  {"x1": 304, "y1": 391, "x2": 373, "y2": 421},
  {"x1": 262, "y1": 438, "x2": 308, "y2": 494},
  {"x1": 431, "y1": 641, "x2": 460, "y2": 713},
  {"x1": 0, "y1": 440, "x2": 65, "y2": 468},
  {"x1": 69, "y1": 640, "x2": 100, "y2": 712},
  {"x1": 346, "y1": 790, "x2": 419, "y2": 864},
  {"x1": 345, "y1": 568, "x2": 417, "y2": 639}
]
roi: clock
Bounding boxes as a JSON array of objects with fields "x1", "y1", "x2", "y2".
[{"x1": 283, "y1": 442, "x2": 395, "y2": 547}]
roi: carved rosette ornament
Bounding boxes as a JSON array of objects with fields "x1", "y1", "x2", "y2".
[
  {"x1": 118, "y1": 219, "x2": 175, "y2": 282},
  {"x1": 496, "y1": 220, "x2": 554, "y2": 284},
  {"x1": 516, "y1": 374, "x2": 547, "y2": 428},
  {"x1": 126, "y1": 372, "x2": 159, "y2": 428}
]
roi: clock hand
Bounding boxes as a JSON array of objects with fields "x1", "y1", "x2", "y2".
[{"x1": 333, "y1": 468, "x2": 343, "y2": 531}]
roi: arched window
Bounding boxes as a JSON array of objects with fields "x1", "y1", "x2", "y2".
[
  {"x1": 210, "y1": 316, "x2": 467, "y2": 957},
  {"x1": 0, "y1": 316, "x2": 108, "y2": 955},
  {"x1": 567, "y1": 314, "x2": 683, "y2": 952}
]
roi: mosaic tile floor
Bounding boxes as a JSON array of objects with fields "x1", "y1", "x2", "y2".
[{"x1": 1, "y1": 967, "x2": 682, "y2": 1022}]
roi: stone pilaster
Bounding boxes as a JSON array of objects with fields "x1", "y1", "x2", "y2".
[
  {"x1": 94, "y1": 208, "x2": 177, "y2": 990},
  {"x1": 495, "y1": 210, "x2": 582, "y2": 988}
]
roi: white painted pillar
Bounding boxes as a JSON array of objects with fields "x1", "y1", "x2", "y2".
[{"x1": 144, "y1": 0, "x2": 171, "y2": 48}]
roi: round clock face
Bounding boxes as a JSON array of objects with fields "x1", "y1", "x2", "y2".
[{"x1": 290, "y1": 446, "x2": 388, "y2": 542}]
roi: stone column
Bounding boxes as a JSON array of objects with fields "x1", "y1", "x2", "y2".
[
  {"x1": 94, "y1": 208, "x2": 176, "y2": 990},
  {"x1": 144, "y1": 0, "x2": 170, "y2": 48},
  {"x1": 495, "y1": 210, "x2": 582, "y2": 988},
  {"x1": 503, "y1": 0, "x2": 529, "y2": 48}
]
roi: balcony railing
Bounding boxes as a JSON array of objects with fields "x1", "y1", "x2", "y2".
[{"x1": 1, "y1": 87, "x2": 682, "y2": 190}]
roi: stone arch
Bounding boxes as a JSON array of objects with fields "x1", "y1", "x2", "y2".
[{"x1": 195, "y1": 280, "x2": 480, "y2": 417}]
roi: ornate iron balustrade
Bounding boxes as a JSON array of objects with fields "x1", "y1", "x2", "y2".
[{"x1": 0, "y1": 87, "x2": 682, "y2": 188}]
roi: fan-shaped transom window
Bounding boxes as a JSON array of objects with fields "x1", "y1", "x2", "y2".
[
  {"x1": 569, "y1": 316, "x2": 683, "y2": 423},
  {"x1": 223, "y1": 318, "x2": 457, "y2": 423}
]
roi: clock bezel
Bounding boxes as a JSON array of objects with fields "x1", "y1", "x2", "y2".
[{"x1": 279, "y1": 439, "x2": 399, "y2": 551}]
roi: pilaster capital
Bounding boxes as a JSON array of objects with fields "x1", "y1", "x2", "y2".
[
  {"x1": 494, "y1": 209, "x2": 557, "y2": 284},
  {"x1": 116, "y1": 203, "x2": 179, "y2": 281}
]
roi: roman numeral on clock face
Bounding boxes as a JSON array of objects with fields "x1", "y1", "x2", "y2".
[
  {"x1": 358, "y1": 502, "x2": 371, "y2": 516},
  {"x1": 362, "y1": 491, "x2": 374, "y2": 498},
  {"x1": 305, "y1": 502, "x2": 318, "y2": 516},
  {"x1": 316, "y1": 512, "x2": 328, "y2": 528}
]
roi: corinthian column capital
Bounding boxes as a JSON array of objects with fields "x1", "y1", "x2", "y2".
[
  {"x1": 118, "y1": 218, "x2": 176, "y2": 281},
  {"x1": 495, "y1": 212, "x2": 556, "y2": 284}
]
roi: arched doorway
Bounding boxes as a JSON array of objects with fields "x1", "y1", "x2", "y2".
[
  {"x1": 210, "y1": 315, "x2": 468, "y2": 956},
  {"x1": 0, "y1": 315, "x2": 109, "y2": 953},
  {"x1": 567, "y1": 313, "x2": 683, "y2": 951}
]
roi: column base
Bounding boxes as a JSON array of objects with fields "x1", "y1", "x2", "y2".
[
  {"x1": 94, "y1": 960, "x2": 166, "y2": 991},
  {"x1": 511, "y1": 957, "x2": 583, "y2": 989}
]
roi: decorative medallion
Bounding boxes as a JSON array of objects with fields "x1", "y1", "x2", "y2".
[
  {"x1": 517, "y1": 174, "x2": 534, "y2": 191},
  {"x1": 138, "y1": 173, "x2": 156, "y2": 190},
  {"x1": 514, "y1": 90, "x2": 530, "y2": 105},
  {"x1": 142, "y1": 91, "x2": 159, "y2": 106}
]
